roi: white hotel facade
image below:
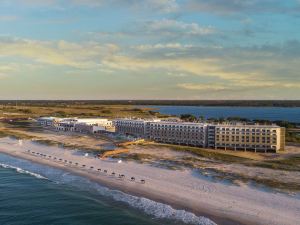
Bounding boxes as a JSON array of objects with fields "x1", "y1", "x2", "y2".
[
  {"x1": 114, "y1": 119, "x2": 285, "y2": 152},
  {"x1": 146, "y1": 121, "x2": 208, "y2": 147},
  {"x1": 37, "y1": 117, "x2": 285, "y2": 152},
  {"x1": 37, "y1": 117, "x2": 114, "y2": 134}
]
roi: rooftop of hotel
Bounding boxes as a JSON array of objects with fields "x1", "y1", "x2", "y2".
[{"x1": 39, "y1": 117, "x2": 282, "y2": 128}]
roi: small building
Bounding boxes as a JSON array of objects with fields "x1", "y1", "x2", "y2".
[
  {"x1": 74, "y1": 123, "x2": 105, "y2": 134},
  {"x1": 37, "y1": 117, "x2": 61, "y2": 126},
  {"x1": 56, "y1": 119, "x2": 77, "y2": 132},
  {"x1": 55, "y1": 118, "x2": 114, "y2": 133}
]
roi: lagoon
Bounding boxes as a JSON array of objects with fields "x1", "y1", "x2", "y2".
[{"x1": 148, "y1": 106, "x2": 300, "y2": 123}]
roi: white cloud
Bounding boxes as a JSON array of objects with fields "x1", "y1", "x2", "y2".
[
  {"x1": 178, "y1": 83, "x2": 229, "y2": 91},
  {"x1": 144, "y1": 19, "x2": 215, "y2": 36},
  {"x1": 178, "y1": 80, "x2": 300, "y2": 92},
  {"x1": 0, "y1": 37, "x2": 119, "y2": 69},
  {"x1": 133, "y1": 43, "x2": 194, "y2": 51},
  {"x1": 142, "y1": 0, "x2": 179, "y2": 13}
]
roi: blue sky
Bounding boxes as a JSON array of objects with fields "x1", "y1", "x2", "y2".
[{"x1": 0, "y1": 0, "x2": 300, "y2": 99}]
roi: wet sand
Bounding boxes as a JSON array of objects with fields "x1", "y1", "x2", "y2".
[{"x1": 0, "y1": 137, "x2": 299, "y2": 225}]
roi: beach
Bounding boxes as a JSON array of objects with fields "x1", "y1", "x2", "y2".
[{"x1": 0, "y1": 137, "x2": 299, "y2": 225}]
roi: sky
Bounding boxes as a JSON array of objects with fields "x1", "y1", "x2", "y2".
[{"x1": 0, "y1": 0, "x2": 299, "y2": 100}]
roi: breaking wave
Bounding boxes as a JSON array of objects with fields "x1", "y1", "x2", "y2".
[
  {"x1": 0, "y1": 163, "x2": 48, "y2": 180},
  {"x1": 0, "y1": 153, "x2": 216, "y2": 225}
]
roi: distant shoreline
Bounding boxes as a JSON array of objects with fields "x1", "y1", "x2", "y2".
[{"x1": 1, "y1": 100, "x2": 300, "y2": 107}]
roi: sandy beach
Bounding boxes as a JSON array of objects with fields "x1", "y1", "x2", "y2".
[{"x1": 0, "y1": 137, "x2": 299, "y2": 225}]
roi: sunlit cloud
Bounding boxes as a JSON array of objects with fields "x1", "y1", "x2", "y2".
[
  {"x1": 0, "y1": 37, "x2": 119, "y2": 69},
  {"x1": 0, "y1": 0, "x2": 299, "y2": 99}
]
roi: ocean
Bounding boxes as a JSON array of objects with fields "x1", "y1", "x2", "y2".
[
  {"x1": 147, "y1": 106, "x2": 300, "y2": 123},
  {"x1": 0, "y1": 153, "x2": 214, "y2": 225}
]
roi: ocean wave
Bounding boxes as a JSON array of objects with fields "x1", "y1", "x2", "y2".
[
  {"x1": 0, "y1": 163, "x2": 48, "y2": 180},
  {"x1": 111, "y1": 192, "x2": 216, "y2": 225},
  {"x1": 0, "y1": 153, "x2": 216, "y2": 225},
  {"x1": 85, "y1": 182, "x2": 216, "y2": 225}
]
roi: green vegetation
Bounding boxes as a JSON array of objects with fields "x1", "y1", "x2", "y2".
[
  {"x1": 205, "y1": 168, "x2": 300, "y2": 192},
  {"x1": 180, "y1": 114, "x2": 197, "y2": 122},
  {"x1": 147, "y1": 143, "x2": 249, "y2": 163},
  {"x1": 286, "y1": 131, "x2": 300, "y2": 143},
  {"x1": 0, "y1": 129, "x2": 35, "y2": 140},
  {"x1": 0, "y1": 104, "x2": 164, "y2": 119},
  {"x1": 117, "y1": 153, "x2": 154, "y2": 161},
  {"x1": 145, "y1": 142, "x2": 300, "y2": 172},
  {"x1": 248, "y1": 155, "x2": 300, "y2": 172}
]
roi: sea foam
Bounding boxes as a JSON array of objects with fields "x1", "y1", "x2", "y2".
[
  {"x1": 0, "y1": 163, "x2": 48, "y2": 180},
  {"x1": 0, "y1": 153, "x2": 216, "y2": 225}
]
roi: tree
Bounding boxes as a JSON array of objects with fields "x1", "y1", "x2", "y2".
[
  {"x1": 198, "y1": 115, "x2": 205, "y2": 121},
  {"x1": 180, "y1": 114, "x2": 197, "y2": 122}
]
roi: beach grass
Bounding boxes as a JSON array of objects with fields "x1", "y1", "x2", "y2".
[
  {"x1": 246, "y1": 155, "x2": 300, "y2": 172},
  {"x1": 142, "y1": 142, "x2": 300, "y2": 172},
  {"x1": 144, "y1": 143, "x2": 250, "y2": 163}
]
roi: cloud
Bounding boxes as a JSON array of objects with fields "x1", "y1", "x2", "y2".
[
  {"x1": 72, "y1": 0, "x2": 179, "y2": 13},
  {"x1": 0, "y1": 64, "x2": 17, "y2": 79},
  {"x1": 17, "y1": 0, "x2": 179, "y2": 13},
  {"x1": 16, "y1": 0, "x2": 57, "y2": 7},
  {"x1": 178, "y1": 83, "x2": 229, "y2": 91},
  {"x1": 186, "y1": 0, "x2": 300, "y2": 16},
  {"x1": 87, "y1": 19, "x2": 215, "y2": 44},
  {"x1": 178, "y1": 80, "x2": 300, "y2": 92},
  {"x1": 1, "y1": 35, "x2": 299, "y2": 96},
  {"x1": 133, "y1": 43, "x2": 194, "y2": 51},
  {"x1": 0, "y1": 37, "x2": 119, "y2": 69},
  {"x1": 129, "y1": 40, "x2": 300, "y2": 80},
  {"x1": 141, "y1": 19, "x2": 215, "y2": 37}
]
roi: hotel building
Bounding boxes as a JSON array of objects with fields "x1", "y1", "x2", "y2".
[
  {"x1": 38, "y1": 117, "x2": 113, "y2": 134},
  {"x1": 211, "y1": 124, "x2": 285, "y2": 152},
  {"x1": 114, "y1": 119, "x2": 285, "y2": 152},
  {"x1": 114, "y1": 119, "x2": 157, "y2": 137},
  {"x1": 146, "y1": 122, "x2": 208, "y2": 147},
  {"x1": 38, "y1": 117, "x2": 286, "y2": 152}
]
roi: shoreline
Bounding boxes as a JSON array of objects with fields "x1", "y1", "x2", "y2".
[
  {"x1": 0, "y1": 138, "x2": 299, "y2": 225},
  {"x1": 0, "y1": 150, "x2": 232, "y2": 225}
]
